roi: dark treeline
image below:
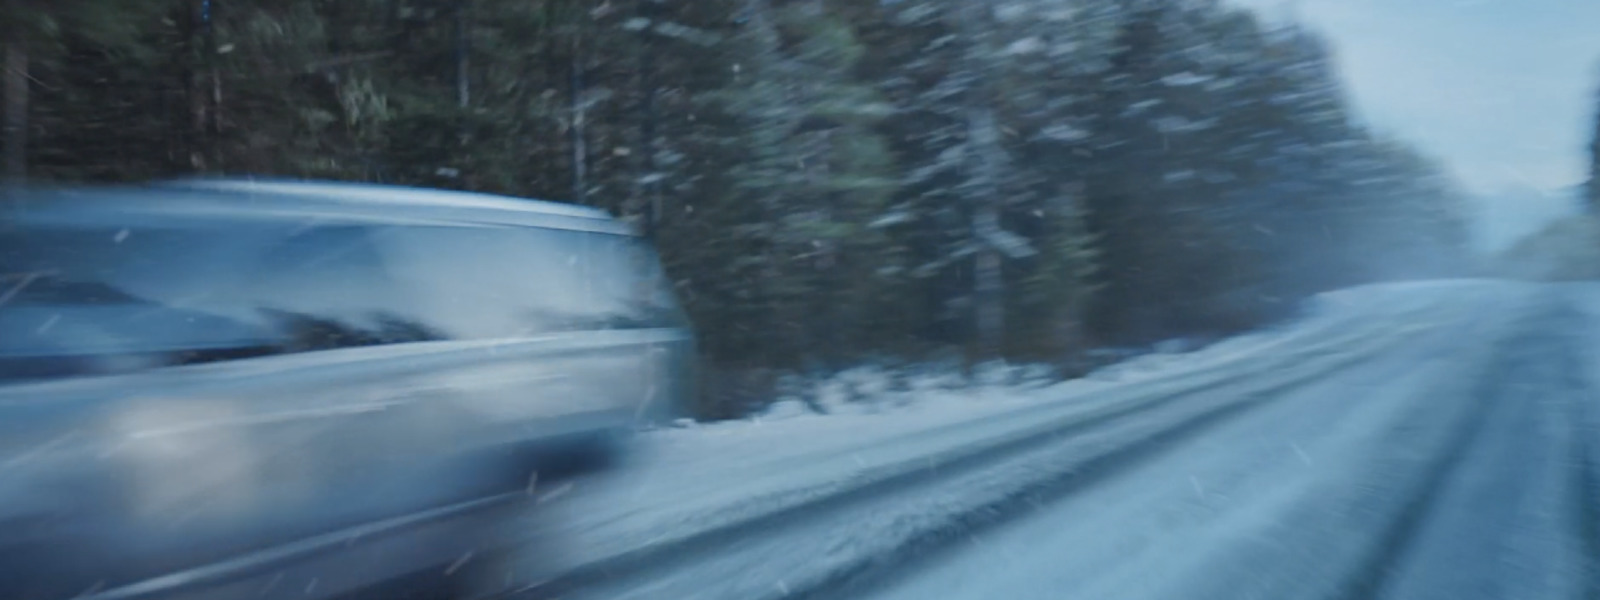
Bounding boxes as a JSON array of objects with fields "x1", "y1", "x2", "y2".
[
  {"x1": 1589, "y1": 73, "x2": 1600, "y2": 211},
  {"x1": 3, "y1": 0, "x2": 1469, "y2": 416}
]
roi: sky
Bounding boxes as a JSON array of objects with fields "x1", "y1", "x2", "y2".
[{"x1": 1227, "y1": 0, "x2": 1600, "y2": 250}]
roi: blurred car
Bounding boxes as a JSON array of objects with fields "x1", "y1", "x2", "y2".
[{"x1": 0, "y1": 179, "x2": 695, "y2": 599}]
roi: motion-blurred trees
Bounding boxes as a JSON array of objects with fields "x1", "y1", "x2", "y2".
[
  {"x1": 1587, "y1": 77, "x2": 1600, "y2": 212},
  {"x1": 6, "y1": 0, "x2": 1471, "y2": 415},
  {"x1": 0, "y1": 0, "x2": 171, "y2": 183}
]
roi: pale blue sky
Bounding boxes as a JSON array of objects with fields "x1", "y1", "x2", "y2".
[{"x1": 1228, "y1": 0, "x2": 1600, "y2": 249}]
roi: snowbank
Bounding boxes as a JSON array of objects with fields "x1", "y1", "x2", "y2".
[{"x1": 525, "y1": 281, "x2": 1523, "y2": 586}]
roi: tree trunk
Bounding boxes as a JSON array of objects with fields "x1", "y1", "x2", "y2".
[
  {"x1": 205, "y1": 0, "x2": 221, "y2": 138},
  {"x1": 635, "y1": 0, "x2": 660, "y2": 239},
  {"x1": 956, "y1": 0, "x2": 1006, "y2": 361},
  {"x1": 569, "y1": 32, "x2": 588, "y2": 204},
  {"x1": 1588, "y1": 90, "x2": 1600, "y2": 212},
  {"x1": 184, "y1": 0, "x2": 208, "y2": 171},
  {"x1": 4, "y1": 38, "x2": 27, "y2": 186},
  {"x1": 973, "y1": 201, "x2": 1004, "y2": 359},
  {"x1": 455, "y1": 0, "x2": 470, "y2": 108}
]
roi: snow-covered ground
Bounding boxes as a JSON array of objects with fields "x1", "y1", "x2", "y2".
[
  {"x1": 508, "y1": 279, "x2": 1548, "y2": 600},
  {"x1": 865, "y1": 281, "x2": 1562, "y2": 600}
]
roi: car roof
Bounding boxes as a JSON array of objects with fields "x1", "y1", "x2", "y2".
[
  {"x1": 161, "y1": 177, "x2": 611, "y2": 219},
  {"x1": 8, "y1": 178, "x2": 637, "y2": 236}
]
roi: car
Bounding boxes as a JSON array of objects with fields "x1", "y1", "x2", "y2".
[{"x1": 0, "y1": 178, "x2": 695, "y2": 599}]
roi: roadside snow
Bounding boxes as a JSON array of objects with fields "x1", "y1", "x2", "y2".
[
  {"x1": 525, "y1": 280, "x2": 1522, "y2": 585},
  {"x1": 738, "y1": 278, "x2": 1489, "y2": 425}
]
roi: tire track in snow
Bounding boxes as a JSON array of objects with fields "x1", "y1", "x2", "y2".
[
  {"x1": 1323, "y1": 295, "x2": 1580, "y2": 600},
  {"x1": 1363, "y1": 299, "x2": 1587, "y2": 600},
  {"x1": 851, "y1": 284, "x2": 1517, "y2": 600},
  {"x1": 1565, "y1": 286, "x2": 1600, "y2": 600}
]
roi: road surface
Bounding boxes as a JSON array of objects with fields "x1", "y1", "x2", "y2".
[{"x1": 505, "y1": 280, "x2": 1600, "y2": 600}]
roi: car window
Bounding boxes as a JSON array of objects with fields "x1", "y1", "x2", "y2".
[
  {"x1": 372, "y1": 225, "x2": 686, "y2": 340},
  {"x1": 0, "y1": 220, "x2": 433, "y2": 379},
  {"x1": 1, "y1": 224, "x2": 282, "y2": 356}
]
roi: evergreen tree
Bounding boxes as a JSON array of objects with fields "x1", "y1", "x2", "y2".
[
  {"x1": 1587, "y1": 80, "x2": 1600, "y2": 212},
  {"x1": 2, "y1": 0, "x2": 1474, "y2": 415}
]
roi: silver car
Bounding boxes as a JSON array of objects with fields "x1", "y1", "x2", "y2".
[{"x1": 0, "y1": 179, "x2": 695, "y2": 599}]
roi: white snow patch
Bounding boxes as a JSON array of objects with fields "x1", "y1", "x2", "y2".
[
  {"x1": 1003, "y1": 37, "x2": 1046, "y2": 56},
  {"x1": 1161, "y1": 71, "x2": 1215, "y2": 87},
  {"x1": 1039, "y1": 124, "x2": 1091, "y2": 143}
]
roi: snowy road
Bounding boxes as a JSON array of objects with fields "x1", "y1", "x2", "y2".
[{"x1": 509, "y1": 280, "x2": 1600, "y2": 600}]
